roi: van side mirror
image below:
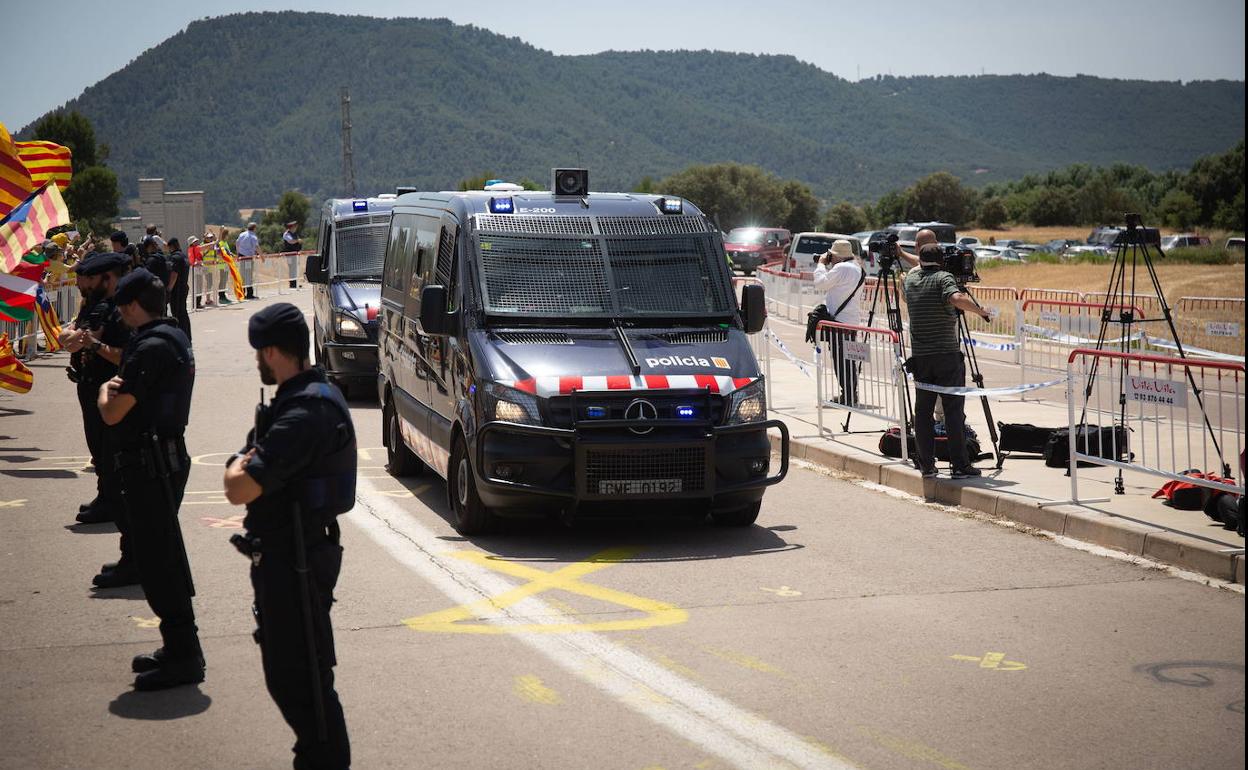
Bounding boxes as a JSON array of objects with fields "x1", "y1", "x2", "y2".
[
  {"x1": 305, "y1": 253, "x2": 328, "y2": 284},
  {"x1": 740, "y1": 283, "x2": 766, "y2": 334},
  {"x1": 420, "y1": 284, "x2": 451, "y2": 335}
]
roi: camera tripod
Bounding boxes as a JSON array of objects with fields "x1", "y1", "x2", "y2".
[
  {"x1": 955, "y1": 290, "x2": 1004, "y2": 469},
  {"x1": 1080, "y1": 214, "x2": 1232, "y2": 493},
  {"x1": 842, "y1": 255, "x2": 911, "y2": 434}
]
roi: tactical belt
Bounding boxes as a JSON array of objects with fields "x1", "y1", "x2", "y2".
[{"x1": 113, "y1": 435, "x2": 187, "y2": 473}]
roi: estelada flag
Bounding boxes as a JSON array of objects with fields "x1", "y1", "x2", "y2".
[
  {"x1": 217, "y1": 240, "x2": 245, "y2": 300},
  {"x1": 0, "y1": 122, "x2": 35, "y2": 218},
  {"x1": 0, "y1": 332, "x2": 34, "y2": 394},
  {"x1": 0, "y1": 183, "x2": 70, "y2": 273},
  {"x1": 15, "y1": 140, "x2": 72, "y2": 191},
  {"x1": 34, "y1": 285, "x2": 61, "y2": 353}
]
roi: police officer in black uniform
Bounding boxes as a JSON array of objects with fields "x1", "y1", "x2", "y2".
[
  {"x1": 165, "y1": 237, "x2": 192, "y2": 343},
  {"x1": 140, "y1": 234, "x2": 172, "y2": 290},
  {"x1": 98, "y1": 268, "x2": 204, "y2": 690},
  {"x1": 223, "y1": 303, "x2": 353, "y2": 769},
  {"x1": 58, "y1": 252, "x2": 137, "y2": 586}
]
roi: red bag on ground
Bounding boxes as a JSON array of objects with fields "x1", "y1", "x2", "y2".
[{"x1": 1152, "y1": 470, "x2": 1236, "y2": 511}]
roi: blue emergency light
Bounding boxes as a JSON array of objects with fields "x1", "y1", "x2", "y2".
[
  {"x1": 656, "y1": 197, "x2": 683, "y2": 215},
  {"x1": 489, "y1": 197, "x2": 515, "y2": 214},
  {"x1": 585, "y1": 406, "x2": 607, "y2": 418},
  {"x1": 676, "y1": 405, "x2": 696, "y2": 418},
  {"x1": 352, "y1": 200, "x2": 368, "y2": 212}
]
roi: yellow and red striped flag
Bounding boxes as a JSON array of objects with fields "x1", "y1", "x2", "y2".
[
  {"x1": 0, "y1": 332, "x2": 34, "y2": 394},
  {"x1": 0, "y1": 122, "x2": 36, "y2": 218},
  {"x1": 15, "y1": 140, "x2": 72, "y2": 190},
  {"x1": 34, "y1": 285, "x2": 62, "y2": 353},
  {"x1": 218, "y1": 240, "x2": 246, "y2": 300},
  {"x1": 0, "y1": 183, "x2": 71, "y2": 273}
]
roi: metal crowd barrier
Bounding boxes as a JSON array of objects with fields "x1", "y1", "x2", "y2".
[
  {"x1": 1019, "y1": 299, "x2": 1147, "y2": 392},
  {"x1": 190, "y1": 251, "x2": 312, "y2": 312},
  {"x1": 1020, "y1": 288, "x2": 1082, "y2": 303},
  {"x1": 732, "y1": 276, "x2": 773, "y2": 409},
  {"x1": 813, "y1": 320, "x2": 908, "y2": 459},
  {"x1": 1170, "y1": 297, "x2": 1246, "y2": 359},
  {"x1": 1063, "y1": 348, "x2": 1245, "y2": 505},
  {"x1": 0, "y1": 282, "x2": 82, "y2": 360}
]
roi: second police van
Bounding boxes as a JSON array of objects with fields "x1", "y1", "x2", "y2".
[{"x1": 378, "y1": 170, "x2": 788, "y2": 534}]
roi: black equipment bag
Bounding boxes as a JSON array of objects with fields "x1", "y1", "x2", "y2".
[
  {"x1": 879, "y1": 427, "x2": 984, "y2": 462},
  {"x1": 805, "y1": 304, "x2": 832, "y2": 344},
  {"x1": 1043, "y1": 424, "x2": 1130, "y2": 468},
  {"x1": 998, "y1": 423, "x2": 1058, "y2": 455}
]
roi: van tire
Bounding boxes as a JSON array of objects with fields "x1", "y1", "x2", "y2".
[
  {"x1": 385, "y1": 399, "x2": 422, "y2": 477},
  {"x1": 710, "y1": 500, "x2": 761, "y2": 527},
  {"x1": 450, "y1": 439, "x2": 495, "y2": 535}
]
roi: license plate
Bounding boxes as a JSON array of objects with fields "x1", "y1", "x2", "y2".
[{"x1": 598, "y1": 479, "x2": 683, "y2": 495}]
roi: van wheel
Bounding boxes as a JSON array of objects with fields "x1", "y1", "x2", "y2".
[
  {"x1": 385, "y1": 400, "x2": 422, "y2": 477},
  {"x1": 710, "y1": 500, "x2": 761, "y2": 527},
  {"x1": 450, "y1": 439, "x2": 495, "y2": 535}
]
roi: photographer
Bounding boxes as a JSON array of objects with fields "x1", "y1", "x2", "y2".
[
  {"x1": 813, "y1": 239, "x2": 865, "y2": 406},
  {"x1": 903, "y1": 244, "x2": 991, "y2": 479}
]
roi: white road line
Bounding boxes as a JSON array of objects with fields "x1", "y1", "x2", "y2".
[{"x1": 348, "y1": 476, "x2": 853, "y2": 770}]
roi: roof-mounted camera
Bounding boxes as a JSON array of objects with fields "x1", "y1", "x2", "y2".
[{"x1": 551, "y1": 168, "x2": 589, "y2": 197}]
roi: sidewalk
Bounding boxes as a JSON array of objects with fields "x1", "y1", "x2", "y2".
[{"x1": 760, "y1": 314, "x2": 1246, "y2": 585}]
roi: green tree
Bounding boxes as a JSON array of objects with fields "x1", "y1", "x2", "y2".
[
  {"x1": 823, "y1": 202, "x2": 868, "y2": 234},
  {"x1": 258, "y1": 190, "x2": 312, "y2": 252},
  {"x1": 977, "y1": 197, "x2": 1008, "y2": 229},
  {"x1": 632, "y1": 176, "x2": 657, "y2": 194},
  {"x1": 1212, "y1": 187, "x2": 1244, "y2": 231},
  {"x1": 1182, "y1": 141, "x2": 1244, "y2": 225},
  {"x1": 871, "y1": 190, "x2": 908, "y2": 227},
  {"x1": 779, "y1": 180, "x2": 820, "y2": 233},
  {"x1": 905, "y1": 172, "x2": 974, "y2": 225},
  {"x1": 32, "y1": 111, "x2": 99, "y2": 172},
  {"x1": 63, "y1": 165, "x2": 119, "y2": 235},
  {"x1": 659, "y1": 163, "x2": 792, "y2": 232},
  {"x1": 1155, "y1": 189, "x2": 1201, "y2": 230},
  {"x1": 1027, "y1": 186, "x2": 1078, "y2": 226},
  {"x1": 457, "y1": 173, "x2": 543, "y2": 191}
]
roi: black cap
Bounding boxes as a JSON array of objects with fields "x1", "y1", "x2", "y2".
[
  {"x1": 114, "y1": 268, "x2": 158, "y2": 306},
  {"x1": 248, "y1": 302, "x2": 308, "y2": 351},
  {"x1": 76, "y1": 251, "x2": 130, "y2": 276},
  {"x1": 110, "y1": 230, "x2": 129, "y2": 246}
]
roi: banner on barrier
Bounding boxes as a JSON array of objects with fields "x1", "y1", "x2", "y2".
[
  {"x1": 1206, "y1": 321, "x2": 1240, "y2": 338},
  {"x1": 843, "y1": 340, "x2": 870, "y2": 363},
  {"x1": 1126, "y1": 375, "x2": 1187, "y2": 408}
]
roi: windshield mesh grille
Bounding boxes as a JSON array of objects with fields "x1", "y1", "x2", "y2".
[
  {"x1": 606, "y1": 237, "x2": 730, "y2": 314},
  {"x1": 495, "y1": 331, "x2": 575, "y2": 345},
  {"x1": 658, "y1": 329, "x2": 728, "y2": 345},
  {"x1": 476, "y1": 215, "x2": 593, "y2": 236},
  {"x1": 479, "y1": 236, "x2": 610, "y2": 315},
  {"x1": 335, "y1": 224, "x2": 388, "y2": 275},
  {"x1": 597, "y1": 216, "x2": 715, "y2": 236}
]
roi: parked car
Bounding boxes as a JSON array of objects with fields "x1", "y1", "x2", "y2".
[
  {"x1": 1086, "y1": 226, "x2": 1124, "y2": 248},
  {"x1": 723, "y1": 227, "x2": 791, "y2": 274},
  {"x1": 787, "y1": 231, "x2": 864, "y2": 271},
  {"x1": 887, "y1": 221, "x2": 958, "y2": 245},
  {"x1": 958, "y1": 236, "x2": 982, "y2": 249},
  {"x1": 973, "y1": 246, "x2": 1026, "y2": 263},
  {"x1": 1064, "y1": 244, "x2": 1110, "y2": 258},
  {"x1": 1227, "y1": 237, "x2": 1245, "y2": 252},
  {"x1": 1038, "y1": 238, "x2": 1082, "y2": 254},
  {"x1": 1160, "y1": 234, "x2": 1212, "y2": 251},
  {"x1": 1013, "y1": 243, "x2": 1042, "y2": 257}
]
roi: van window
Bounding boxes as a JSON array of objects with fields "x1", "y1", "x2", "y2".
[
  {"x1": 383, "y1": 217, "x2": 413, "y2": 293},
  {"x1": 334, "y1": 215, "x2": 389, "y2": 276},
  {"x1": 405, "y1": 214, "x2": 439, "y2": 316},
  {"x1": 436, "y1": 224, "x2": 458, "y2": 311}
]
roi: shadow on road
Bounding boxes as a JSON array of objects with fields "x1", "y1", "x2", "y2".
[
  {"x1": 88, "y1": 585, "x2": 145, "y2": 601},
  {"x1": 388, "y1": 474, "x2": 803, "y2": 563},
  {"x1": 108, "y1": 686, "x2": 211, "y2": 720},
  {"x1": 64, "y1": 523, "x2": 119, "y2": 535}
]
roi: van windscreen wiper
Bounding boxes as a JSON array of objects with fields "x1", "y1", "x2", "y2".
[{"x1": 613, "y1": 319, "x2": 641, "y2": 376}]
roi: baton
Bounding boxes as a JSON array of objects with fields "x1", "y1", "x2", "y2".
[{"x1": 291, "y1": 502, "x2": 329, "y2": 742}]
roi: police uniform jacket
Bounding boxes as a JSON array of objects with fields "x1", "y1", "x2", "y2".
[
  {"x1": 114, "y1": 319, "x2": 195, "y2": 449},
  {"x1": 73, "y1": 298, "x2": 131, "y2": 386}
]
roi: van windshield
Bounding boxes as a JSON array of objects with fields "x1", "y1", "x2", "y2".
[
  {"x1": 725, "y1": 229, "x2": 764, "y2": 245},
  {"x1": 334, "y1": 219, "x2": 389, "y2": 277},
  {"x1": 475, "y1": 233, "x2": 735, "y2": 321}
]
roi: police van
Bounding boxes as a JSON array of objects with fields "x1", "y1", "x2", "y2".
[
  {"x1": 377, "y1": 172, "x2": 788, "y2": 534},
  {"x1": 305, "y1": 195, "x2": 397, "y2": 397}
]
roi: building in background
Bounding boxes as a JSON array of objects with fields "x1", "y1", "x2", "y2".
[{"x1": 117, "y1": 178, "x2": 205, "y2": 245}]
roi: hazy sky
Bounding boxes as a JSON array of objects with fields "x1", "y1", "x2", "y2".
[{"x1": 2, "y1": 0, "x2": 1245, "y2": 130}]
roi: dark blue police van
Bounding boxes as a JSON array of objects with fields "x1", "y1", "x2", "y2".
[
  {"x1": 305, "y1": 195, "x2": 397, "y2": 397},
  {"x1": 378, "y1": 172, "x2": 788, "y2": 534}
]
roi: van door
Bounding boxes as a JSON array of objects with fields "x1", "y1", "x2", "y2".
[
  {"x1": 401, "y1": 213, "x2": 441, "y2": 471},
  {"x1": 313, "y1": 214, "x2": 333, "y2": 358},
  {"x1": 426, "y1": 216, "x2": 460, "y2": 474},
  {"x1": 381, "y1": 213, "x2": 427, "y2": 455}
]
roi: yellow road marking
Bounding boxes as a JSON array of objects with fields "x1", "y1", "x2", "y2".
[
  {"x1": 514, "y1": 675, "x2": 562, "y2": 705},
  {"x1": 950, "y1": 652, "x2": 1027, "y2": 671},
  {"x1": 402, "y1": 547, "x2": 688, "y2": 634},
  {"x1": 857, "y1": 726, "x2": 971, "y2": 770},
  {"x1": 130, "y1": 616, "x2": 160, "y2": 629},
  {"x1": 0, "y1": 499, "x2": 28, "y2": 508},
  {"x1": 701, "y1": 646, "x2": 790, "y2": 678},
  {"x1": 200, "y1": 514, "x2": 245, "y2": 528}
]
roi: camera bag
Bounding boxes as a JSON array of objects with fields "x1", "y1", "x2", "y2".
[
  {"x1": 998, "y1": 422, "x2": 1058, "y2": 455},
  {"x1": 879, "y1": 427, "x2": 984, "y2": 463},
  {"x1": 1042, "y1": 424, "x2": 1130, "y2": 468}
]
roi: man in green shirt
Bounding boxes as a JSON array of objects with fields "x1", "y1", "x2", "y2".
[{"x1": 903, "y1": 244, "x2": 992, "y2": 479}]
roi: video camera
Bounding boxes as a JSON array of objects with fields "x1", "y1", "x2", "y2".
[
  {"x1": 866, "y1": 231, "x2": 901, "y2": 270},
  {"x1": 940, "y1": 245, "x2": 979, "y2": 285}
]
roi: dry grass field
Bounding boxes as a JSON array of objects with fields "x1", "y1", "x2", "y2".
[
  {"x1": 973, "y1": 263, "x2": 1245, "y2": 302},
  {"x1": 961, "y1": 225, "x2": 1241, "y2": 244}
]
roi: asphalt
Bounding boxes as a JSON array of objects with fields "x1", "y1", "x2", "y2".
[{"x1": 0, "y1": 288, "x2": 1243, "y2": 770}]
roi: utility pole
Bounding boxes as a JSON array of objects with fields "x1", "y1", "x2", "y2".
[{"x1": 340, "y1": 87, "x2": 357, "y2": 197}]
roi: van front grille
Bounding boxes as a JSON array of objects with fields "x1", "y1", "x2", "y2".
[{"x1": 584, "y1": 446, "x2": 707, "y2": 495}]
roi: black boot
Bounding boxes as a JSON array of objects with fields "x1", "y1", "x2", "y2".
[
  {"x1": 92, "y1": 562, "x2": 140, "y2": 588},
  {"x1": 133, "y1": 647, "x2": 207, "y2": 673},
  {"x1": 75, "y1": 505, "x2": 116, "y2": 524},
  {"x1": 133, "y1": 656, "x2": 205, "y2": 691}
]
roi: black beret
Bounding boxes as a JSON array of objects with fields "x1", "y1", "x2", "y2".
[
  {"x1": 248, "y1": 302, "x2": 308, "y2": 350},
  {"x1": 77, "y1": 251, "x2": 130, "y2": 276},
  {"x1": 110, "y1": 230, "x2": 129, "y2": 245},
  {"x1": 114, "y1": 268, "x2": 158, "y2": 306}
]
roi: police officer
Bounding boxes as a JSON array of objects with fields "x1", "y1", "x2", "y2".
[
  {"x1": 223, "y1": 303, "x2": 353, "y2": 769},
  {"x1": 58, "y1": 251, "x2": 137, "y2": 586},
  {"x1": 97, "y1": 268, "x2": 204, "y2": 690},
  {"x1": 165, "y1": 237, "x2": 192, "y2": 343},
  {"x1": 140, "y1": 234, "x2": 172, "y2": 290}
]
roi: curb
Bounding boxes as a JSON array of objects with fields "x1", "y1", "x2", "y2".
[{"x1": 771, "y1": 432, "x2": 1246, "y2": 585}]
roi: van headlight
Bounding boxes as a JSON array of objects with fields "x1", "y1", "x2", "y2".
[
  {"x1": 725, "y1": 379, "x2": 766, "y2": 424},
  {"x1": 335, "y1": 312, "x2": 367, "y2": 339},
  {"x1": 482, "y1": 382, "x2": 542, "y2": 425}
]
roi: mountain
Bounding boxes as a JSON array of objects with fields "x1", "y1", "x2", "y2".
[{"x1": 20, "y1": 12, "x2": 1246, "y2": 222}]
